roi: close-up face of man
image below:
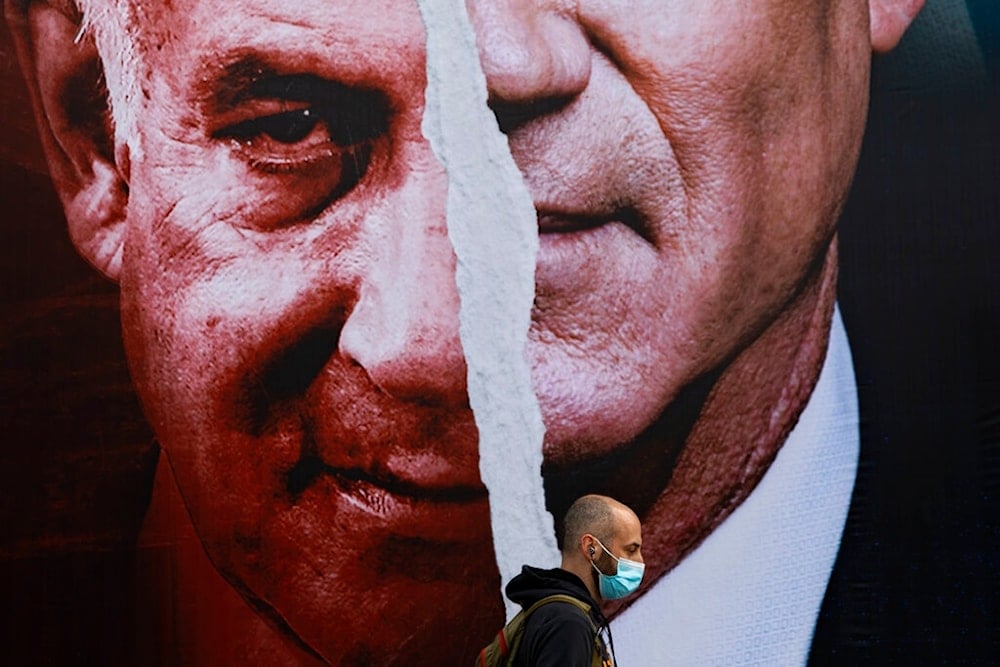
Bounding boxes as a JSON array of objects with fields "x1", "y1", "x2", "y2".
[
  {"x1": 469, "y1": 0, "x2": 920, "y2": 601},
  {"x1": 479, "y1": 0, "x2": 869, "y2": 462},
  {"x1": 102, "y1": 0, "x2": 494, "y2": 663},
  {"x1": 24, "y1": 0, "x2": 495, "y2": 663},
  {"x1": 6, "y1": 0, "x2": 925, "y2": 663},
  {"x1": 472, "y1": 1, "x2": 881, "y2": 575}
]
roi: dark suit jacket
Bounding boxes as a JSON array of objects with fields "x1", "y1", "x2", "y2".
[{"x1": 811, "y1": 4, "x2": 999, "y2": 663}]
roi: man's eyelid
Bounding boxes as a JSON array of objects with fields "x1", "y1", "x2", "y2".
[
  {"x1": 203, "y1": 79, "x2": 390, "y2": 145},
  {"x1": 209, "y1": 98, "x2": 312, "y2": 137},
  {"x1": 194, "y1": 63, "x2": 330, "y2": 129}
]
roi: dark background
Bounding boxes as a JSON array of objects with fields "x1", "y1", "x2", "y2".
[
  {"x1": 813, "y1": 2, "x2": 999, "y2": 662},
  {"x1": 2, "y1": 3, "x2": 997, "y2": 664},
  {"x1": 0, "y1": 12, "x2": 158, "y2": 665}
]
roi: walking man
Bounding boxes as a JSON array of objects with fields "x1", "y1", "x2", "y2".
[{"x1": 505, "y1": 495, "x2": 644, "y2": 666}]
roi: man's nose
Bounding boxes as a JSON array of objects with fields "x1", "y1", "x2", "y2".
[
  {"x1": 468, "y1": 0, "x2": 591, "y2": 130},
  {"x1": 338, "y1": 210, "x2": 468, "y2": 408}
]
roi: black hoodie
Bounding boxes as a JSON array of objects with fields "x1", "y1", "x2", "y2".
[{"x1": 505, "y1": 565, "x2": 614, "y2": 667}]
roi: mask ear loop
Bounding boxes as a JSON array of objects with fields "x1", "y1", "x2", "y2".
[{"x1": 592, "y1": 537, "x2": 618, "y2": 563}]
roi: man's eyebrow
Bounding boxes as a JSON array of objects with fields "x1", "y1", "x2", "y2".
[
  {"x1": 192, "y1": 53, "x2": 340, "y2": 113},
  {"x1": 192, "y1": 55, "x2": 280, "y2": 111},
  {"x1": 192, "y1": 54, "x2": 386, "y2": 118}
]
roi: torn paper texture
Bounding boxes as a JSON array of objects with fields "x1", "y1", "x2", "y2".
[{"x1": 417, "y1": 0, "x2": 560, "y2": 618}]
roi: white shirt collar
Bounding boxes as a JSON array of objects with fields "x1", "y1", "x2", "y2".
[{"x1": 613, "y1": 306, "x2": 859, "y2": 666}]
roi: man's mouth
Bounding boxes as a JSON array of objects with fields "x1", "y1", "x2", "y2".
[
  {"x1": 280, "y1": 452, "x2": 491, "y2": 545},
  {"x1": 285, "y1": 453, "x2": 486, "y2": 503}
]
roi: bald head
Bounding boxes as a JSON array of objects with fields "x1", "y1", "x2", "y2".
[
  {"x1": 561, "y1": 494, "x2": 633, "y2": 554},
  {"x1": 558, "y1": 495, "x2": 643, "y2": 602}
]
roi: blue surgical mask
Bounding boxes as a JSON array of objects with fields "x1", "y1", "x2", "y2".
[{"x1": 590, "y1": 538, "x2": 645, "y2": 600}]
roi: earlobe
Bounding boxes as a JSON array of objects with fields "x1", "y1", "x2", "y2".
[
  {"x1": 63, "y1": 156, "x2": 128, "y2": 278},
  {"x1": 869, "y1": 0, "x2": 926, "y2": 54},
  {"x1": 7, "y1": 0, "x2": 128, "y2": 280}
]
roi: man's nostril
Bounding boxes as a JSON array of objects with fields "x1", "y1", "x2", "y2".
[
  {"x1": 285, "y1": 452, "x2": 325, "y2": 498},
  {"x1": 239, "y1": 324, "x2": 341, "y2": 436},
  {"x1": 489, "y1": 95, "x2": 574, "y2": 134}
]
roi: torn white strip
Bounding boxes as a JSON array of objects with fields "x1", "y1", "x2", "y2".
[{"x1": 416, "y1": 0, "x2": 560, "y2": 618}]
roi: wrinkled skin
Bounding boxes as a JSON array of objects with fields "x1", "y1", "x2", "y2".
[
  {"x1": 468, "y1": 0, "x2": 869, "y2": 607},
  {"x1": 10, "y1": 0, "x2": 920, "y2": 663},
  {"x1": 116, "y1": 1, "x2": 497, "y2": 664},
  {"x1": 473, "y1": 0, "x2": 869, "y2": 461}
]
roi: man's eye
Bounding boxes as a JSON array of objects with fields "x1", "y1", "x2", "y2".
[
  {"x1": 215, "y1": 78, "x2": 390, "y2": 174},
  {"x1": 222, "y1": 104, "x2": 376, "y2": 165},
  {"x1": 250, "y1": 108, "x2": 322, "y2": 144},
  {"x1": 207, "y1": 76, "x2": 391, "y2": 229}
]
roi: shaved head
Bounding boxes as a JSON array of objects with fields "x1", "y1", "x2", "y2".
[{"x1": 561, "y1": 494, "x2": 633, "y2": 553}]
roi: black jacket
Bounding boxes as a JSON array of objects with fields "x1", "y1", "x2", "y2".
[{"x1": 506, "y1": 565, "x2": 612, "y2": 667}]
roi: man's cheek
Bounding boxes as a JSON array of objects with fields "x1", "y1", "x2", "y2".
[{"x1": 137, "y1": 150, "x2": 304, "y2": 237}]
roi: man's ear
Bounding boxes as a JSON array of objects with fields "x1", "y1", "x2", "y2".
[
  {"x1": 869, "y1": 0, "x2": 926, "y2": 54},
  {"x1": 6, "y1": 0, "x2": 128, "y2": 280}
]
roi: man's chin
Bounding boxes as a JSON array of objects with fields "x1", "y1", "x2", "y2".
[
  {"x1": 148, "y1": 453, "x2": 502, "y2": 663},
  {"x1": 227, "y1": 535, "x2": 503, "y2": 665}
]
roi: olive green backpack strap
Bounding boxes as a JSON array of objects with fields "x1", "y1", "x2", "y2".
[{"x1": 475, "y1": 593, "x2": 597, "y2": 667}]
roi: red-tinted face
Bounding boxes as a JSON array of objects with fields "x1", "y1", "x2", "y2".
[{"x1": 114, "y1": 0, "x2": 498, "y2": 663}]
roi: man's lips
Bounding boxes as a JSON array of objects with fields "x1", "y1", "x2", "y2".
[
  {"x1": 537, "y1": 210, "x2": 609, "y2": 233},
  {"x1": 285, "y1": 454, "x2": 486, "y2": 503},
  {"x1": 282, "y1": 456, "x2": 492, "y2": 543}
]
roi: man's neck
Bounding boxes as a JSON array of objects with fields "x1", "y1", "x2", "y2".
[
  {"x1": 605, "y1": 241, "x2": 839, "y2": 616},
  {"x1": 612, "y1": 301, "x2": 859, "y2": 664},
  {"x1": 562, "y1": 556, "x2": 601, "y2": 603}
]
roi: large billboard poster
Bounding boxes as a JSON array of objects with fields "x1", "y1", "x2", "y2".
[{"x1": 1, "y1": 1, "x2": 997, "y2": 665}]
